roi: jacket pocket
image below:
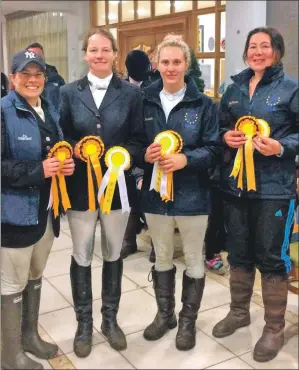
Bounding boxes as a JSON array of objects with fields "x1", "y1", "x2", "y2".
[{"x1": 1, "y1": 188, "x2": 39, "y2": 226}]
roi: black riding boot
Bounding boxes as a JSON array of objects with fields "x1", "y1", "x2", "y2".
[
  {"x1": 101, "y1": 258, "x2": 127, "y2": 351},
  {"x1": 70, "y1": 256, "x2": 93, "y2": 358},
  {"x1": 176, "y1": 271, "x2": 205, "y2": 351},
  {"x1": 144, "y1": 266, "x2": 177, "y2": 340}
]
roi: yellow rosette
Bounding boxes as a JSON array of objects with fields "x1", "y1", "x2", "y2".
[
  {"x1": 230, "y1": 116, "x2": 270, "y2": 191},
  {"x1": 149, "y1": 130, "x2": 183, "y2": 202},
  {"x1": 77, "y1": 136, "x2": 105, "y2": 212},
  {"x1": 97, "y1": 146, "x2": 131, "y2": 214},
  {"x1": 48, "y1": 141, "x2": 73, "y2": 218}
]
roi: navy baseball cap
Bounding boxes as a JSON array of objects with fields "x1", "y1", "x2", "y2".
[{"x1": 11, "y1": 50, "x2": 46, "y2": 73}]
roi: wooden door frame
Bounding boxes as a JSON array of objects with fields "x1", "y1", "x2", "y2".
[{"x1": 118, "y1": 13, "x2": 192, "y2": 72}]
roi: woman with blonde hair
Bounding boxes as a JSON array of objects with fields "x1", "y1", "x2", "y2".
[{"x1": 140, "y1": 34, "x2": 221, "y2": 350}]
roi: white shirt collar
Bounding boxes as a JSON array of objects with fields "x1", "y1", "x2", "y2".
[
  {"x1": 129, "y1": 76, "x2": 143, "y2": 87},
  {"x1": 88, "y1": 72, "x2": 113, "y2": 87},
  {"x1": 160, "y1": 84, "x2": 187, "y2": 101}
]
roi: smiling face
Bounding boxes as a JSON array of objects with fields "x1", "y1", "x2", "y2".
[
  {"x1": 247, "y1": 32, "x2": 276, "y2": 73},
  {"x1": 158, "y1": 46, "x2": 188, "y2": 91},
  {"x1": 84, "y1": 33, "x2": 117, "y2": 78},
  {"x1": 11, "y1": 64, "x2": 45, "y2": 103}
]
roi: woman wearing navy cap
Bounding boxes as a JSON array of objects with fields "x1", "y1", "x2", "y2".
[{"x1": 1, "y1": 50, "x2": 74, "y2": 369}]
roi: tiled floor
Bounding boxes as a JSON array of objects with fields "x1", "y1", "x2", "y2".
[{"x1": 34, "y1": 217, "x2": 298, "y2": 369}]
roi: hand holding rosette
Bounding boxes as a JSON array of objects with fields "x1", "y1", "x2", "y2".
[
  {"x1": 230, "y1": 116, "x2": 270, "y2": 191},
  {"x1": 47, "y1": 141, "x2": 73, "y2": 218},
  {"x1": 149, "y1": 130, "x2": 183, "y2": 202},
  {"x1": 77, "y1": 136, "x2": 105, "y2": 211},
  {"x1": 97, "y1": 146, "x2": 131, "y2": 214}
]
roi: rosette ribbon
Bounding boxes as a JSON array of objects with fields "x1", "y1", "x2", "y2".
[
  {"x1": 77, "y1": 136, "x2": 105, "y2": 211},
  {"x1": 97, "y1": 146, "x2": 131, "y2": 214},
  {"x1": 47, "y1": 141, "x2": 73, "y2": 218},
  {"x1": 230, "y1": 116, "x2": 270, "y2": 191},
  {"x1": 149, "y1": 130, "x2": 183, "y2": 202}
]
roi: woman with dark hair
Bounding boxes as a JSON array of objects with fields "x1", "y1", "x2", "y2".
[
  {"x1": 212, "y1": 27, "x2": 298, "y2": 362},
  {"x1": 59, "y1": 27, "x2": 144, "y2": 357},
  {"x1": 1, "y1": 50, "x2": 74, "y2": 369}
]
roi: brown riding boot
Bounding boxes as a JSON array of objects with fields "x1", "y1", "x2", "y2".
[
  {"x1": 212, "y1": 267, "x2": 255, "y2": 338},
  {"x1": 253, "y1": 274, "x2": 288, "y2": 362}
]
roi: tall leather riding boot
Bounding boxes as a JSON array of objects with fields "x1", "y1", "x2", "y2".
[
  {"x1": 253, "y1": 274, "x2": 288, "y2": 362},
  {"x1": 176, "y1": 271, "x2": 205, "y2": 351},
  {"x1": 121, "y1": 210, "x2": 142, "y2": 259},
  {"x1": 22, "y1": 278, "x2": 58, "y2": 359},
  {"x1": 1, "y1": 293, "x2": 43, "y2": 369},
  {"x1": 101, "y1": 258, "x2": 127, "y2": 351},
  {"x1": 144, "y1": 266, "x2": 177, "y2": 341},
  {"x1": 212, "y1": 267, "x2": 256, "y2": 338},
  {"x1": 70, "y1": 256, "x2": 93, "y2": 358}
]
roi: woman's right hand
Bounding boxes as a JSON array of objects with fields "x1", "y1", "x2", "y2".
[
  {"x1": 42, "y1": 158, "x2": 61, "y2": 178},
  {"x1": 224, "y1": 130, "x2": 247, "y2": 149},
  {"x1": 145, "y1": 143, "x2": 162, "y2": 163}
]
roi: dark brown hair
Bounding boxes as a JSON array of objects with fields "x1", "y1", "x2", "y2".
[
  {"x1": 243, "y1": 27, "x2": 285, "y2": 64},
  {"x1": 82, "y1": 27, "x2": 118, "y2": 53}
]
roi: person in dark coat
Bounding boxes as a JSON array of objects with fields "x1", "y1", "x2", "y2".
[
  {"x1": 1, "y1": 50, "x2": 74, "y2": 370},
  {"x1": 121, "y1": 50, "x2": 153, "y2": 259},
  {"x1": 26, "y1": 42, "x2": 65, "y2": 109},
  {"x1": 59, "y1": 28, "x2": 145, "y2": 357},
  {"x1": 140, "y1": 35, "x2": 221, "y2": 351},
  {"x1": 212, "y1": 27, "x2": 299, "y2": 363}
]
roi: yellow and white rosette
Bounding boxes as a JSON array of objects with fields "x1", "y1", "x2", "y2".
[
  {"x1": 77, "y1": 136, "x2": 105, "y2": 212},
  {"x1": 97, "y1": 146, "x2": 131, "y2": 214},
  {"x1": 150, "y1": 130, "x2": 183, "y2": 202},
  {"x1": 47, "y1": 141, "x2": 73, "y2": 218},
  {"x1": 230, "y1": 116, "x2": 270, "y2": 191}
]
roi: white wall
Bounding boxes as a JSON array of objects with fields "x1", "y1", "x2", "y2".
[
  {"x1": 1, "y1": 1, "x2": 90, "y2": 82},
  {"x1": 225, "y1": 1, "x2": 267, "y2": 87}
]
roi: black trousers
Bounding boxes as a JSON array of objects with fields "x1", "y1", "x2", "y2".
[
  {"x1": 223, "y1": 194, "x2": 295, "y2": 275},
  {"x1": 204, "y1": 186, "x2": 227, "y2": 260}
]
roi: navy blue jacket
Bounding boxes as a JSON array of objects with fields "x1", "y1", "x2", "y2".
[
  {"x1": 59, "y1": 74, "x2": 146, "y2": 211},
  {"x1": 1, "y1": 90, "x2": 62, "y2": 226},
  {"x1": 219, "y1": 64, "x2": 299, "y2": 199},
  {"x1": 42, "y1": 63, "x2": 65, "y2": 110},
  {"x1": 139, "y1": 77, "x2": 222, "y2": 216}
]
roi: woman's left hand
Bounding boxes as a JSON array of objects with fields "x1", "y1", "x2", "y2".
[
  {"x1": 60, "y1": 158, "x2": 75, "y2": 176},
  {"x1": 159, "y1": 154, "x2": 187, "y2": 174},
  {"x1": 253, "y1": 132, "x2": 282, "y2": 156}
]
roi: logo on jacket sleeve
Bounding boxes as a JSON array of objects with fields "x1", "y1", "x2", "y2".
[
  {"x1": 266, "y1": 95, "x2": 281, "y2": 111},
  {"x1": 18, "y1": 134, "x2": 32, "y2": 141},
  {"x1": 184, "y1": 112, "x2": 199, "y2": 125}
]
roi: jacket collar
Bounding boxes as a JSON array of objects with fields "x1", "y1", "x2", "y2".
[
  {"x1": 143, "y1": 75, "x2": 203, "y2": 105},
  {"x1": 9, "y1": 90, "x2": 51, "y2": 112},
  {"x1": 77, "y1": 73, "x2": 122, "y2": 114},
  {"x1": 231, "y1": 63, "x2": 284, "y2": 87}
]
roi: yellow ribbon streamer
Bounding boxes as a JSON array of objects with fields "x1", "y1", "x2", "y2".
[
  {"x1": 48, "y1": 141, "x2": 73, "y2": 218},
  {"x1": 230, "y1": 116, "x2": 270, "y2": 192},
  {"x1": 150, "y1": 130, "x2": 183, "y2": 202},
  {"x1": 87, "y1": 157, "x2": 96, "y2": 212},
  {"x1": 58, "y1": 173, "x2": 71, "y2": 211},
  {"x1": 52, "y1": 175, "x2": 59, "y2": 218},
  {"x1": 245, "y1": 138, "x2": 256, "y2": 191},
  {"x1": 102, "y1": 165, "x2": 118, "y2": 214}
]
